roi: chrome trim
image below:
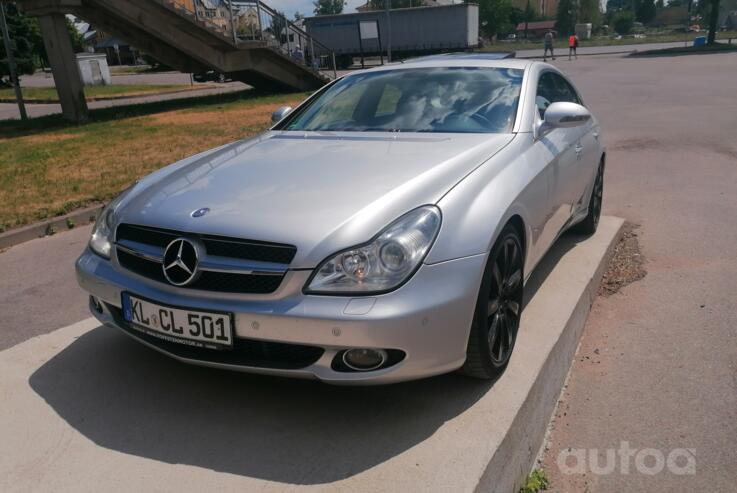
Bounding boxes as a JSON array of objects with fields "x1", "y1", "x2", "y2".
[
  {"x1": 198, "y1": 255, "x2": 287, "y2": 276},
  {"x1": 115, "y1": 243, "x2": 288, "y2": 276},
  {"x1": 116, "y1": 240, "x2": 164, "y2": 262}
]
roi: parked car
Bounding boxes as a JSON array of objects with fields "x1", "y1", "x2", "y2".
[
  {"x1": 193, "y1": 70, "x2": 230, "y2": 83},
  {"x1": 77, "y1": 54, "x2": 605, "y2": 384}
]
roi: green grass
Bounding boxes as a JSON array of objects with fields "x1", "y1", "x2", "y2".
[
  {"x1": 0, "y1": 89, "x2": 307, "y2": 231},
  {"x1": 481, "y1": 30, "x2": 737, "y2": 53},
  {"x1": 520, "y1": 469, "x2": 549, "y2": 493},
  {"x1": 0, "y1": 84, "x2": 211, "y2": 102}
]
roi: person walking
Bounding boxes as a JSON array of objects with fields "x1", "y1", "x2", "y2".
[
  {"x1": 568, "y1": 33, "x2": 579, "y2": 60},
  {"x1": 543, "y1": 30, "x2": 555, "y2": 61}
]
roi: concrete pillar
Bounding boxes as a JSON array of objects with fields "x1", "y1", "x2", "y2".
[{"x1": 37, "y1": 13, "x2": 88, "y2": 122}]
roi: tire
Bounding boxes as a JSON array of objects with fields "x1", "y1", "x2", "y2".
[
  {"x1": 460, "y1": 224, "x2": 524, "y2": 380},
  {"x1": 571, "y1": 160, "x2": 604, "y2": 235}
]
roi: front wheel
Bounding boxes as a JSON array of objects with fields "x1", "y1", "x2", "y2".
[{"x1": 460, "y1": 224, "x2": 524, "y2": 380}]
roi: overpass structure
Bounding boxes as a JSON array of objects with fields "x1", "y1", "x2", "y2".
[{"x1": 16, "y1": 0, "x2": 337, "y2": 122}]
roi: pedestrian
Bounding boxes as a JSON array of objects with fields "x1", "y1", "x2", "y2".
[
  {"x1": 543, "y1": 30, "x2": 555, "y2": 61},
  {"x1": 568, "y1": 33, "x2": 579, "y2": 60}
]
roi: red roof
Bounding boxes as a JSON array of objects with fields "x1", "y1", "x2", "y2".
[{"x1": 516, "y1": 20, "x2": 557, "y2": 31}]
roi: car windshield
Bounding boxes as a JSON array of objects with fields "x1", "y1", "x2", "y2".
[{"x1": 282, "y1": 67, "x2": 524, "y2": 134}]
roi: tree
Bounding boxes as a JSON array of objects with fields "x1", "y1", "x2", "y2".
[
  {"x1": 556, "y1": 0, "x2": 578, "y2": 35},
  {"x1": 0, "y1": 3, "x2": 39, "y2": 84},
  {"x1": 1, "y1": 6, "x2": 84, "y2": 83},
  {"x1": 635, "y1": 0, "x2": 657, "y2": 23},
  {"x1": 466, "y1": 0, "x2": 514, "y2": 38},
  {"x1": 579, "y1": 0, "x2": 602, "y2": 25},
  {"x1": 313, "y1": 0, "x2": 346, "y2": 15},
  {"x1": 612, "y1": 9, "x2": 635, "y2": 33},
  {"x1": 706, "y1": 0, "x2": 720, "y2": 44},
  {"x1": 655, "y1": 0, "x2": 664, "y2": 8}
]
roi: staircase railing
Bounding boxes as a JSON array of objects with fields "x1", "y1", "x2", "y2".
[{"x1": 166, "y1": 0, "x2": 338, "y2": 79}]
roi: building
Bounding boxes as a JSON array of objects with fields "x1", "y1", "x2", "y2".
[
  {"x1": 511, "y1": 0, "x2": 559, "y2": 19},
  {"x1": 356, "y1": 0, "x2": 455, "y2": 12},
  {"x1": 515, "y1": 20, "x2": 557, "y2": 39}
]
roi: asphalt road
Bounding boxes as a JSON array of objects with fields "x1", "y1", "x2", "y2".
[
  {"x1": 0, "y1": 72, "x2": 247, "y2": 121},
  {"x1": 0, "y1": 51, "x2": 736, "y2": 491},
  {"x1": 539, "y1": 52, "x2": 737, "y2": 491}
]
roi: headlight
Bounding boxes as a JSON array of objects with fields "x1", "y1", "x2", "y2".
[
  {"x1": 305, "y1": 205, "x2": 441, "y2": 294},
  {"x1": 89, "y1": 187, "x2": 132, "y2": 259}
]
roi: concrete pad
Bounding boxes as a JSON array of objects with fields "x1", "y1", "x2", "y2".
[{"x1": 0, "y1": 217, "x2": 623, "y2": 493}]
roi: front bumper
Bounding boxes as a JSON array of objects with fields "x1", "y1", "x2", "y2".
[{"x1": 76, "y1": 249, "x2": 485, "y2": 384}]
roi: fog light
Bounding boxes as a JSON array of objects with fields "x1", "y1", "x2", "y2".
[{"x1": 342, "y1": 348, "x2": 387, "y2": 371}]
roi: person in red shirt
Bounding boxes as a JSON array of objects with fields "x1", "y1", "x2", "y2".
[{"x1": 568, "y1": 33, "x2": 579, "y2": 60}]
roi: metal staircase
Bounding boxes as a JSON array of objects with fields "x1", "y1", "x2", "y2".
[{"x1": 20, "y1": 0, "x2": 337, "y2": 92}]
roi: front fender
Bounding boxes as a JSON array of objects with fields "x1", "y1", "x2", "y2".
[{"x1": 426, "y1": 135, "x2": 543, "y2": 276}]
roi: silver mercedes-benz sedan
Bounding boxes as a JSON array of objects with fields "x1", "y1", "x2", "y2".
[{"x1": 76, "y1": 55, "x2": 604, "y2": 384}]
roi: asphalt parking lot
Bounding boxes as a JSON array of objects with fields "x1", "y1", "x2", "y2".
[{"x1": 1, "y1": 51, "x2": 736, "y2": 491}]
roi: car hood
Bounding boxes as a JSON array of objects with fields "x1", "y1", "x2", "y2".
[{"x1": 118, "y1": 131, "x2": 514, "y2": 268}]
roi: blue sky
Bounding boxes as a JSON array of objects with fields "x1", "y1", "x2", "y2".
[{"x1": 267, "y1": 0, "x2": 368, "y2": 18}]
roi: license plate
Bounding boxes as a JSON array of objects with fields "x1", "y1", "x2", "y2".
[{"x1": 122, "y1": 293, "x2": 233, "y2": 349}]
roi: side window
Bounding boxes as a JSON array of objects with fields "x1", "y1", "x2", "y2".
[
  {"x1": 536, "y1": 72, "x2": 582, "y2": 118},
  {"x1": 536, "y1": 73, "x2": 556, "y2": 118},
  {"x1": 554, "y1": 75, "x2": 582, "y2": 105}
]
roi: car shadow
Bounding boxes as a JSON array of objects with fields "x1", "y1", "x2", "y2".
[{"x1": 28, "y1": 326, "x2": 491, "y2": 485}]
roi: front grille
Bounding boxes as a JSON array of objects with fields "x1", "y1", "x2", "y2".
[
  {"x1": 116, "y1": 224, "x2": 297, "y2": 264},
  {"x1": 117, "y1": 249, "x2": 284, "y2": 294},
  {"x1": 109, "y1": 305, "x2": 324, "y2": 370},
  {"x1": 115, "y1": 223, "x2": 296, "y2": 294}
]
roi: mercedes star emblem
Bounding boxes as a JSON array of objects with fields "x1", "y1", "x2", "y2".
[{"x1": 162, "y1": 238, "x2": 200, "y2": 286}]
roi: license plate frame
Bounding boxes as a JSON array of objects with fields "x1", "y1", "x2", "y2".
[{"x1": 121, "y1": 293, "x2": 234, "y2": 350}]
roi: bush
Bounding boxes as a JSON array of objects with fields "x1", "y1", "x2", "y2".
[{"x1": 613, "y1": 10, "x2": 636, "y2": 35}]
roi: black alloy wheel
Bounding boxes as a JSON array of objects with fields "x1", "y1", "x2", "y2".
[{"x1": 461, "y1": 224, "x2": 524, "y2": 379}]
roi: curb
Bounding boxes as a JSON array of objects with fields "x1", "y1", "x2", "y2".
[
  {"x1": 517, "y1": 49, "x2": 636, "y2": 59},
  {"x1": 0, "y1": 204, "x2": 104, "y2": 250},
  {"x1": 479, "y1": 217, "x2": 625, "y2": 492}
]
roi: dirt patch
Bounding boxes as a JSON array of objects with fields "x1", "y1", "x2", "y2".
[
  {"x1": 599, "y1": 222, "x2": 647, "y2": 296},
  {"x1": 610, "y1": 137, "x2": 664, "y2": 152}
]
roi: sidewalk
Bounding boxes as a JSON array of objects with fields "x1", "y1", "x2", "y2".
[{"x1": 0, "y1": 83, "x2": 247, "y2": 121}]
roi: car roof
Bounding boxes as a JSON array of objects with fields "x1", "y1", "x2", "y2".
[{"x1": 357, "y1": 53, "x2": 533, "y2": 73}]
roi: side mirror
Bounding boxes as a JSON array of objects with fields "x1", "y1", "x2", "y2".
[
  {"x1": 544, "y1": 102, "x2": 591, "y2": 128},
  {"x1": 271, "y1": 106, "x2": 293, "y2": 124},
  {"x1": 537, "y1": 102, "x2": 591, "y2": 138}
]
